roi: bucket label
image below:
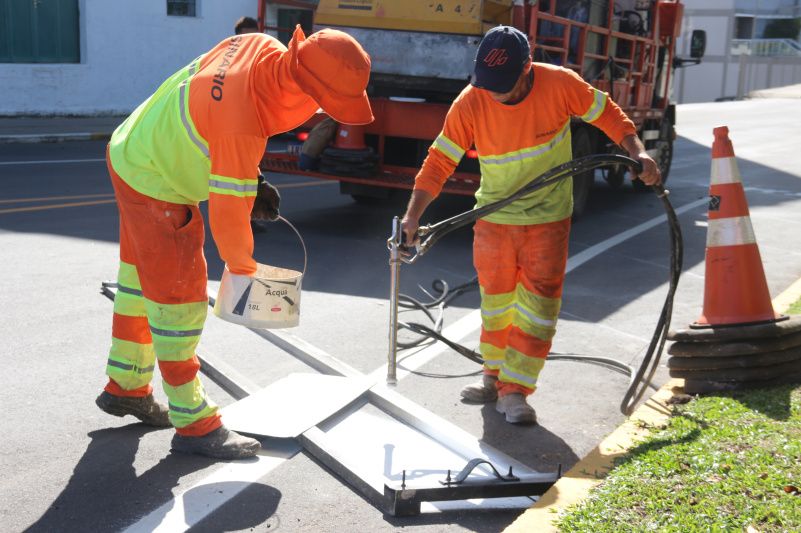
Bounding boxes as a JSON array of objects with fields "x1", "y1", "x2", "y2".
[{"x1": 231, "y1": 282, "x2": 253, "y2": 316}]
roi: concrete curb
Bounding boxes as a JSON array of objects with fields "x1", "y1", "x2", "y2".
[
  {"x1": 0, "y1": 132, "x2": 111, "y2": 144},
  {"x1": 504, "y1": 280, "x2": 801, "y2": 532},
  {"x1": 504, "y1": 379, "x2": 682, "y2": 533}
]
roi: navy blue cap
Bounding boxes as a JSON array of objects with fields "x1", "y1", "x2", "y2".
[{"x1": 471, "y1": 26, "x2": 531, "y2": 93}]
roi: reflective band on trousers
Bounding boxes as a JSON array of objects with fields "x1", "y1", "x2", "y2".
[
  {"x1": 117, "y1": 284, "x2": 143, "y2": 297},
  {"x1": 149, "y1": 325, "x2": 204, "y2": 337},
  {"x1": 501, "y1": 366, "x2": 538, "y2": 387},
  {"x1": 482, "y1": 303, "x2": 556, "y2": 327},
  {"x1": 169, "y1": 399, "x2": 209, "y2": 415},
  {"x1": 106, "y1": 359, "x2": 155, "y2": 374},
  {"x1": 707, "y1": 216, "x2": 756, "y2": 247},
  {"x1": 711, "y1": 157, "x2": 742, "y2": 185}
]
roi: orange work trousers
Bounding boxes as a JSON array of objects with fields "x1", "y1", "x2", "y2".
[
  {"x1": 104, "y1": 149, "x2": 221, "y2": 436},
  {"x1": 473, "y1": 217, "x2": 571, "y2": 397}
]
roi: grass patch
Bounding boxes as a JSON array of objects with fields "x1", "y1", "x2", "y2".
[
  {"x1": 555, "y1": 385, "x2": 801, "y2": 532},
  {"x1": 788, "y1": 295, "x2": 801, "y2": 315}
]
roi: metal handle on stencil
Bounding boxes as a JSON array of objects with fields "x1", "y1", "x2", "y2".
[{"x1": 277, "y1": 215, "x2": 307, "y2": 275}]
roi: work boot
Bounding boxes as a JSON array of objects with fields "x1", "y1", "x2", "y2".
[
  {"x1": 495, "y1": 393, "x2": 537, "y2": 425},
  {"x1": 95, "y1": 391, "x2": 171, "y2": 427},
  {"x1": 171, "y1": 426, "x2": 261, "y2": 460},
  {"x1": 460, "y1": 374, "x2": 498, "y2": 403}
]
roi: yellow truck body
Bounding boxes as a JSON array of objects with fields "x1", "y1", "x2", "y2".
[{"x1": 314, "y1": 0, "x2": 512, "y2": 36}]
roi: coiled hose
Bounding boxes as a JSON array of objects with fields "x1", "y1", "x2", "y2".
[{"x1": 397, "y1": 154, "x2": 683, "y2": 415}]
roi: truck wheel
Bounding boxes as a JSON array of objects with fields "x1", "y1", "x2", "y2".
[
  {"x1": 634, "y1": 116, "x2": 673, "y2": 191},
  {"x1": 604, "y1": 163, "x2": 626, "y2": 189},
  {"x1": 571, "y1": 128, "x2": 594, "y2": 218}
]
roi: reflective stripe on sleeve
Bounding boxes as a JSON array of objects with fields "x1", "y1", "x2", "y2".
[
  {"x1": 432, "y1": 133, "x2": 465, "y2": 164},
  {"x1": 580, "y1": 89, "x2": 607, "y2": 123},
  {"x1": 707, "y1": 216, "x2": 756, "y2": 247},
  {"x1": 209, "y1": 175, "x2": 259, "y2": 197}
]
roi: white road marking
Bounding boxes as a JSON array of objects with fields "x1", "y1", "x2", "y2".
[
  {"x1": 123, "y1": 444, "x2": 298, "y2": 533},
  {"x1": 566, "y1": 197, "x2": 708, "y2": 272}
]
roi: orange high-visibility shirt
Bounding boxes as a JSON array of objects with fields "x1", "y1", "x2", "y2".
[
  {"x1": 110, "y1": 33, "x2": 319, "y2": 275},
  {"x1": 415, "y1": 63, "x2": 637, "y2": 225}
]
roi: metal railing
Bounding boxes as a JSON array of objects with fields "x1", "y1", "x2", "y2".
[{"x1": 731, "y1": 38, "x2": 801, "y2": 56}]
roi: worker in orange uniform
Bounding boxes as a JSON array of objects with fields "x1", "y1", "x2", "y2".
[
  {"x1": 96, "y1": 26, "x2": 372, "y2": 458},
  {"x1": 401, "y1": 26, "x2": 659, "y2": 425}
]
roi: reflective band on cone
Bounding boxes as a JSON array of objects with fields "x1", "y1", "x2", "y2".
[{"x1": 694, "y1": 126, "x2": 779, "y2": 327}]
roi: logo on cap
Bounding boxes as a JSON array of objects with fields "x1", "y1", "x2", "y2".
[{"x1": 483, "y1": 49, "x2": 509, "y2": 68}]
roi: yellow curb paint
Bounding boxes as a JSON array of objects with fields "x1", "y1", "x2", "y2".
[
  {"x1": 0, "y1": 199, "x2": 116, "y2": 214},
  {"x1": 504, "y1": 379, "x2": 681, "y2": 533},
  {"x1": 0, "y1": 181, "x2": 333, "y2": 214},
  {"x1": 0, "y1": 193, "x2": 114, "y2": 205},
  {"x1": 773, "y1": 277, "x2": 801, "y2": 314},
  {"x1": 275, "y1": 180, "x2": 337, "y2": 189},
  {"x1": 504, "y1": 275, "x2": 801, "y2": 533}
]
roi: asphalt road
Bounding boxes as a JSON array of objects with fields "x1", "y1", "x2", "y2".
[{"x1": 1, "y1": 98, "x2": 800, "y2": 532}]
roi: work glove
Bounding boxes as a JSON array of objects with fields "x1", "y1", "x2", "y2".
[{"x1": 251, "y1": 174, "x2": 280, "y2": 221}]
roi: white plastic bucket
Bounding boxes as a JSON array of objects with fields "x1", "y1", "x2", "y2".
[{"x1": 213, "y1": 217, "x2": 306, "y2": 329}]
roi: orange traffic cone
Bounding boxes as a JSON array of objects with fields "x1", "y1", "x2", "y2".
[
  {"x1": 333, "y1": 124, "x2": 367, "y2": 150},
  {"x1": 693, "y1": 126, "x2": 780, "y2": 327}
]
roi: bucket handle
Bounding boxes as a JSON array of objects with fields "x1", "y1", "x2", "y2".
[{"x1": 275, "y1": 215, "x2": 307, "y2": 275}]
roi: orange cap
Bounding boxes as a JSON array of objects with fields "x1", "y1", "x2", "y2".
[{"x1": 288, "y1": 26, "x2": 373, "y2": 125}]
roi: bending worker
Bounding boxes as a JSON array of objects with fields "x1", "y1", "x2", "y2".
[
  {"x1": 96, "y1": 27, "x2": 372, "y2": 459},
  {"x1": 401, "y1": 26, "x2": 659, "y2": 425}
]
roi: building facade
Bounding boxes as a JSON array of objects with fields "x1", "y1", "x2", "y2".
[
  {"x1": 0, "y1": 0, "x2": 308, "y2": 115},
  {"x1": 676, "y1": 0, "x2": 801, "y2": 102},
  {"x1": 0, "y1": 0, "x2": 799, "y2": 115}
]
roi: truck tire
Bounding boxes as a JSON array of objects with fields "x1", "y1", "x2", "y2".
[
  {"x1": 571, "y1": 127, "x2": 594, "y2": 218},
  {"x1": 634, "y1": 116, "x2": 673, "y2": 191}
]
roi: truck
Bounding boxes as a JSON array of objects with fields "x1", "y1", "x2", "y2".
[{"x1": 259, "y1": 0, "x2": 706, "y2": 216}]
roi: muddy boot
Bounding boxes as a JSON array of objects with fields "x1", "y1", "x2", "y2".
[
  {"x1": 171, "y1": 426, "x2": 261, "y2": 460},
  {"x1": 96, "y1": 391, "x2": 171, "y2": 427},
  {"x1": 460, "y1": 374, "x2": 499, "y2": 403},
  {"x1": 495, "y1": 393, "x2": 537, "y2": 425}
]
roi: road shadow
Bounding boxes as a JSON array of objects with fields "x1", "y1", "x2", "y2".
[
  {"x1": 478, "y1": 404, "x2": 579, "y2": 475},
  {"x1": 185, "y1": 482, "x2": 281, "y2": 532},
  {"x1": 1, "y1": 134, "x2": 800, "y2": 323},
  {"x1": 24, "y1": 425, "x2": 203, "y2": 532},
  {"x1": 23, "y1": 425, "x2": 279, "y2": 532}
]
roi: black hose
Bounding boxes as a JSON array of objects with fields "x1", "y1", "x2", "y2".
[{"x1": 397, "y1": 155, "x2": 683, "y2": 416}]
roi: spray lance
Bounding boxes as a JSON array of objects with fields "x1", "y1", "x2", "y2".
[{"x1": 386, "y1": 154, "x2": 683, "y2": 415}]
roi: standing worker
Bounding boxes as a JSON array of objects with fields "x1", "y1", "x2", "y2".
[
  {"x1": 96, "y1": 27, "x2": 373, "y2": 458},
  {"x1": 401, "y1": 26, "x2": 659, "y2": 425}
]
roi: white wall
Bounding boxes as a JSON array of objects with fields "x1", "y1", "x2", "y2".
[
  {"x1": 0, "y1": 0, "x2": 268, "y2": 115},
  {"x1": 676, "y1": 0, "x2": 801, "y2": 103}
]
